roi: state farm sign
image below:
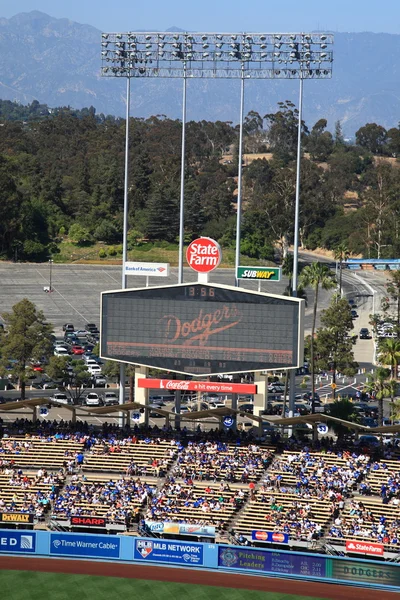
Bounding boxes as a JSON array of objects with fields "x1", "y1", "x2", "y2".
[
  {"x1": 345, "y1": 540, "x2": 384, "y2": 556},
  {"x1": 186, "y1": 237, "x2": 221, "y2": 273},
  {"x1": 138, "y1": 378, "x2": 256, "y2": 394}
]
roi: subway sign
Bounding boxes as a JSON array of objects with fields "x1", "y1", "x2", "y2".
[{"x1": 237, "y1": 266, "x2": 281, "y2": 281}]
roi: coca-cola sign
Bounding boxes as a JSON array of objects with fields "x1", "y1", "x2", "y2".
[
  {"x1": 186, "y1": 237, "x2": 222, "y2": 273},
  {"x1": 138, "y1": 379, "x2": 257, "y2": 394}
]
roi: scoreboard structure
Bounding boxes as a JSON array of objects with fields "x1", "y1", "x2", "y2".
[{"x1": 100, "y1": 283, "x2": 304, "y2": 377}]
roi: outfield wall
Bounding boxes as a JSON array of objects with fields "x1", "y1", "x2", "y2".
[{"x1": 0, "y1": 529, "x2": 399, "y2": 591}]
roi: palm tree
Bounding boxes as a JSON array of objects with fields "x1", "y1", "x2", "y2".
[
  {"x1": 366, "y1": 367, "x2": 391, "y2": 427},
  {"x1": 333, "y1": 243, "x2": 350, "y2": 296},
  {"x1": 299, "y1": 262, "x2": 336, "y2": 413},
  {"x1": 378, "y1": 338, "x2": 400, "y2": 381}
]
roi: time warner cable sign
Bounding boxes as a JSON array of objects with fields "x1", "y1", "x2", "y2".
[
  {"x1": 101, "y1": 283, "x2": 304, "y2": 377},
  {"x1": 134, "y1": 539, "x2": 204, "y2": 565},
  {"x1": 50, "y1": 533, "x2": 120, "y2": 559}
]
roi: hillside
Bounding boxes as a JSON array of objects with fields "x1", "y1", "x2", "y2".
[{"x1": 1, "y1": 11, "x2": 400, "y2": 134}]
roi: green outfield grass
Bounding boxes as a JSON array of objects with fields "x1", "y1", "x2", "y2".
[{"x1": 0, "y1": 571, "x2": 326, "y2": 600}]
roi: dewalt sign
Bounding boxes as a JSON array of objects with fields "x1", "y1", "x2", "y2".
[
  {"x1": 0, "y1": 513, "x2": 34, "y2": 524},
  {"x1": 237, "y1": 266, "x2": 281, "y2": 282}
]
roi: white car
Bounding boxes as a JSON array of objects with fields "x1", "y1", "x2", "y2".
[
  {"x1": 54, "y1": 347, "x2": 69, "y2": 357},
  {"x1": 50, "y1": 392, "x2": 70, "y2": 405},
  {"x1": 85, "y1": 392, "x2": 102, "y2": 406},
  {"x1": 87, "y1": 364, "x2": 102, "y2": 376}
]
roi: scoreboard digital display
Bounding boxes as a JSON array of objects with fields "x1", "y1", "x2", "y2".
[{"x1": 100, "y1": 283, "x2": 304, "y2": 376}]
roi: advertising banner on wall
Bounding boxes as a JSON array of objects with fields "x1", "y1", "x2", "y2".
[
  {"x1": 50, "y1": 533, "x2": 120, "y2": 559},
  {"x1": 218, "y1": 546, "x2": 327, "y2": 578},
  {"x1": 138, "y1": 379, "x2": 256, "y2": 395},
  {"x1": 124, "y1": 262, "x2": 170, "y2": 277},
  {"x1": 145, "y1": 521, "x2": 215, "y2": 537},
  {"x1": 331, "y1": 556, "x2": 400, "y2": 587},
  {"x1": 251, "y1": 530, "x2": 289, "y2": 544},
  {"x1": 0, "y1": 513, "x2": 34, "y2": 525},
  {"x1": 345, "y1": 540, "x2": 384, "y2": 557},
  {"x1": 134, "y1": 539, "x2": 204, "y2": 565},
  {"x1": 0, "y1": 531, "x2": 36, "y2": 553},
  {"x1": 70, "y1": 516, "x2": 106, "y2": 528}
]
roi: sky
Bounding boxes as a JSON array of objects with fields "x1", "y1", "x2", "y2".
[{"x1": 1, "y1": 0, "x2": 400, "y2": 34}]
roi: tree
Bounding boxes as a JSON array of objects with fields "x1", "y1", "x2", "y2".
[
  {"x1": 299, "y1": 263, "x2": 336, "y2": 413},
  {"x1": 333, "y1": 243, "x2": 350, "y2": 295},
  {"x1": 378, "y1": 338, "x2": 400, "y2": 381},
  {"x1": 366, "y1": 367, "x2": 392, "y2": 426},
  {"x1": 326, "y1": 398, "x2": 360, "y2": 441},
  {"x1": 68, "y1": 223, "x2": 93, "y2": 245},
  {"x1": 307, "y1": 119, "x2": 334, "y2": 162},
  {"x1": 315, "y1": 296, "x2": 358, "y2": 396},
  {"x1": 264, "y1": 100, "x2": 308, "y2": 164},
  {"x1": 46, "y1": 355, "x2": 92, "y2": 405},
  {"x1": 1, "y1": 299, "x2": 53, "y2": 400},
  {"x1": 355, "y1": 123, "x2": 388, "y2": 155},
  {"x1": 381, "y1": 270, "x2": 400, "y2": 333},
  {"x1": 145, "y1": 185, "x2": 179, "y2": 242}
]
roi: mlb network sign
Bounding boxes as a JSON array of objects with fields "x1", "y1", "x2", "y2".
[
  {"x1": 124, "y1": 262, "x2": 170, "y2": 277},
  {"x1": 134, "y1": 539, "x2": 204, "y2": 566},
  {"x1": 0, "y1": 531, "x2": 36, "y2": 553}
]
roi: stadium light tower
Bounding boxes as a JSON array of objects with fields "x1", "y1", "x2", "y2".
[{"x1": 101, "y1": 32, "x2": 334, "y2": 412}]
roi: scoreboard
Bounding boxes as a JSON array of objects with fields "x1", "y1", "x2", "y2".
[{"x1": 100, "y1": 283, "x2": 304, "y2": 376}]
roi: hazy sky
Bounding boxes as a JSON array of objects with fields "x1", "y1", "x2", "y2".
[{"x1": 2, "y1": 0, "x2": 400, "y2": 34}]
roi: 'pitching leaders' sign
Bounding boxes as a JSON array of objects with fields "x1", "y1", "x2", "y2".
[{"x1": 186, "y1": 237, "x2": 221, "y2": 273}]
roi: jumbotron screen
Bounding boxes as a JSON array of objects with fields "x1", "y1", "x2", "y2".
[{"x1": 100, "y1": 283, "x2": 304, "y2": 376}]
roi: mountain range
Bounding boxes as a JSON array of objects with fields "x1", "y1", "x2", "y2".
[{"x1": 1, "y1": 11, "x2": 400, "y2": 134}]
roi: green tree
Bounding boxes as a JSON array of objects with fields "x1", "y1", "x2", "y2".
[
  {"x1": 1, "y1": 299, "x2": 53, "y2": 400},
  {"x1": 68, "y1": 223, "x2": 93, "y2": 245},
  {"x1": 47, "y1": 355, "x2": 92, "y2": 404},
  {"x1": 307, "y1": 118, "x2": 334, "y2": 162},
  {"x1": 299, "y1": 263, "x2": 336, "y2": 412},
  {"x1": 264, "y1": 100, "x2": 308, "y2": 163},
  {"x1": 333, "y1": 243, "x2": 350, "y2": 295},
  {"x1": 381, "y1": 270, "x2": 400, "y2": 333},
  {"x1": 315, "y1": 296, "x2": 358, "y2": 396},
  {"x1": 366, "y1": 367, "x2": 392, "y2": 426},
  {"x1": 326, "y1": 399, "x2": 360, "y2": 441},
  {"x1": 355, "y1": 123, "x2": 388, "y2": 155},
  {"x1": 378, "y1": 338, "x2": 400, "y2": 381},
  {"x1": 145, "y1": 185, "x2": 179, "y2": 242}
]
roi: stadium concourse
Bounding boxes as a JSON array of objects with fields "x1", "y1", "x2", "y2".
[{"x1": 0, "y1": 412, "x2": 399, "y2": 559}]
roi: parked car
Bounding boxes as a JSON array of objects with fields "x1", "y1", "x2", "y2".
[
  {"x1": 54, "y1": 347, "x2": 69, "y2": 357},
  {"x1": 202, "y1": 393, "x2": 220, "y2": 402},
  {"x1": 87, "y1": 364, "x2": 102, "y2": 376},
  {"x1": 208, "y1": 402, "x2": 226, "y2": 409},
  {"x1": 359, "y1": 328, "x2": 370, "y2": 339},
  {"x1": 351, "y1": 310, "x2": 359, "y2": 319},
  {"x1": 268, "y1": 383, "x2": 284, "y2": 393},
  {"x1": 50, "y1": 392, "x2": 70, "y2": 405},
  {"x1": 86, "y1": 323, "x2": 98, "y2": 332},
  {"x1": 71, "y1": 345, "x2": 85, "y2": 355},
  {"x1": 103, "y1": 391, "x2": 118, "y2": 406},
  {"x1": 63, "y1": 323, "x2": 75, "y2": 332},
  {"x1": 93, "y1": 375, "x2": 107, "y2": 387},
  {"x1": 238, "y1": 403, "x2": 254, "y2": 414},
  {"x1": 85, "y1": 392, "x2": 102, "y2": 407}
]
